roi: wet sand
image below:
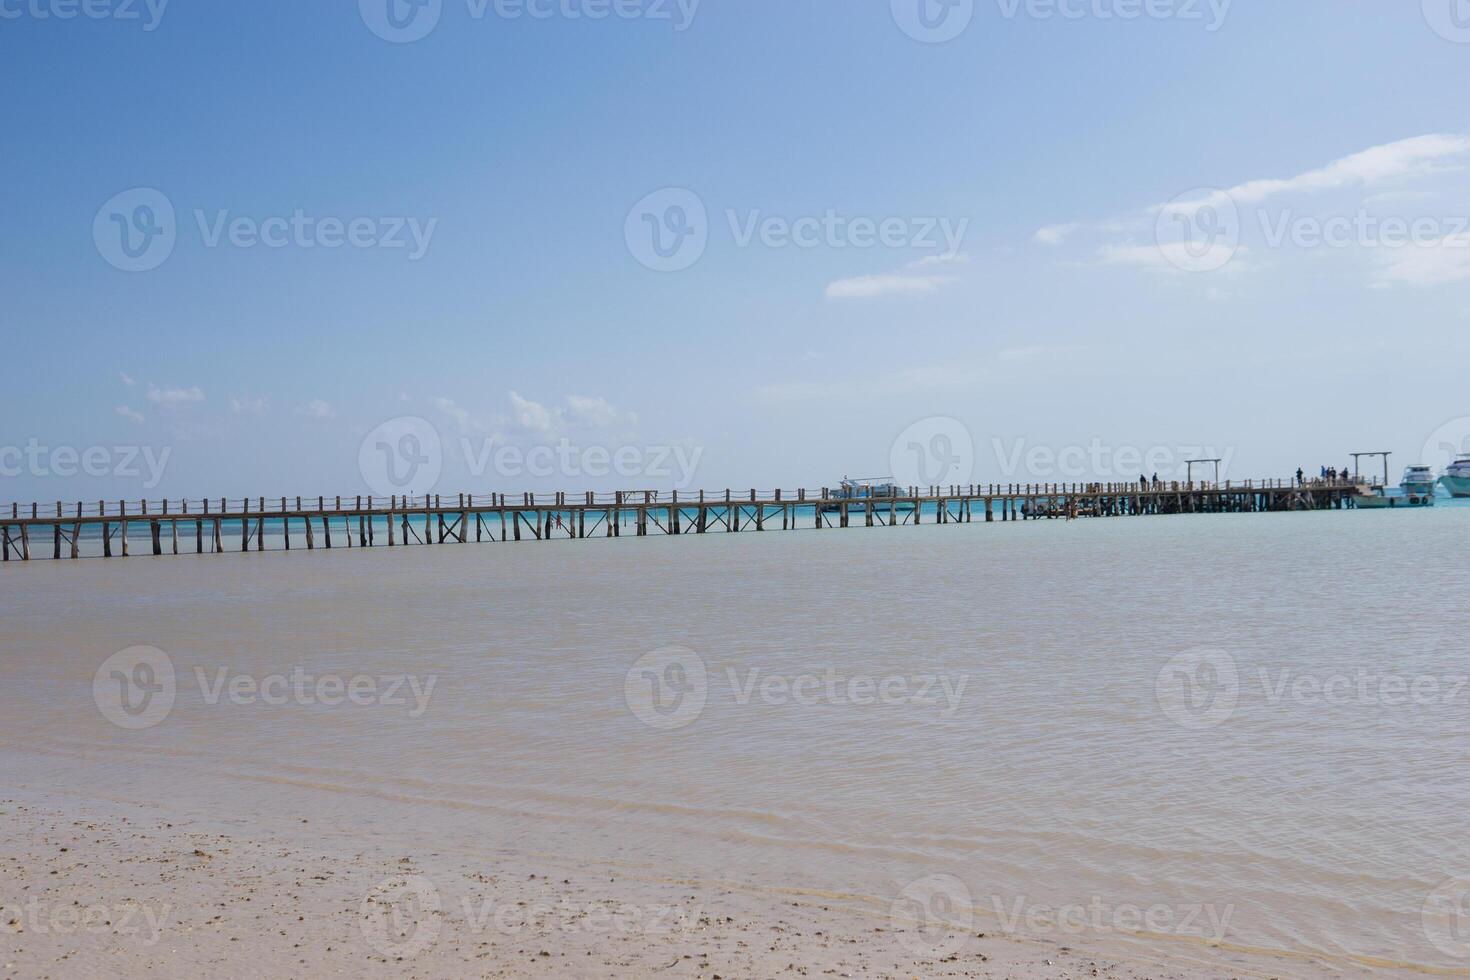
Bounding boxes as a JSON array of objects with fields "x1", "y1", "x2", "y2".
[{"x1": 2, "y1": 789, "x2": 1405, "y2": 980}]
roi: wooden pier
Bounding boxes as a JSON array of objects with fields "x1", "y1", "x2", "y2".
[{"x1": 0, "y1": 479, "x2": 1369, "y2": 563}]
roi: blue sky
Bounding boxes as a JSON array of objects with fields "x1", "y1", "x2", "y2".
[{"x1": 4, "y1": 1, "x2": 1470, "y2": 500}]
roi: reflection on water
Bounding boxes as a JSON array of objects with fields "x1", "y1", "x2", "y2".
[{"x1": 2, "y1": 508, "x2": 1467, "y2": 970}]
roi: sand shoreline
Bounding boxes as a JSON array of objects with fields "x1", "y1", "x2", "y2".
[{"x1": 1, "y1": 786, "x2": 1411, "y2": 980}]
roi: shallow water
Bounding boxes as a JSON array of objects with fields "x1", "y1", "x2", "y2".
[{"x1": 2, "y1": 507, "x2": 1467, "y2": 971}]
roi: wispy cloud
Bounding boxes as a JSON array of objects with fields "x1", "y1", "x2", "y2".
[
  {"x1": 1153, "y1": 134, "x2": 1470, "y2": 221},
  {"x1": 1097, "y1": 242, "x2": 1250, "y2": 273},
  {"x1": 115, "y1": 405, "x2": 144, "y2": 424},
  {"x1": 752, "y1": 344, "x2": 1081, "y2": 405},
  {"x1": 119, "y1": 372, "x2": 136, "y2": 387},
  {"x1": 825, "y1": 254, "x2": 969, "y2": 300},
  {"x1": 506, "y1": 391, "x2": 636, "y2": 435},
  {"x1": 1371, "y1": 233, "x2": 1470, "y2": 287},
  {"x1": 434, "y1": 396, "x2": 473, "y2": 433},
  {"x1": 298, "y1": 399, "x2": 335, "y2": 419},
  {"x1": 145, "y1": 384, "x2": 204, "y2": 408},
  {"x1": 231, "y1": 396, "x2": 268, "y2": 416},
  {"x1": 1040, "y1": 135, "x2": 1470, "y2": 283},
  {"x1": 1033, "y1": 223, "x2": 1079, "y2": 246}
]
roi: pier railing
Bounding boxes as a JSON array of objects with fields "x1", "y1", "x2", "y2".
[
  {"x1": 0, "y1": 478, "x2": 1369, "y2": 562},
  {"x1": 0, "y1": 478, "x2": 1365, "y2": 521}
]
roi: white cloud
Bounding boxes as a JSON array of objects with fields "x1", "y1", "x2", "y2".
[
  {"x1": 1034, "y1": 223, "x2": 1079, "y2": 246},
  {"x1": 1371, "y1": 233, "x2": 1470, "y2": 287},
  {"x1": 508, "y1": 391, "x2": 557, "y2": 433},
  {"x1": 1097, "y1": 242, "x2": 1248, "y2": 273},
  {"x1": 1153, "y1": 134, "x2": 1470, "y2": 221},
  {"x1": 145, "y1": 384, "x2": 204, "y2": 408},
  {"x1": 503, "y1": 392, "x2": 635, "y2": 435},
  {"x1": 231, "y1": 396, "x2": 268, "y2": 417},
  {"x1": 434, "y1": 397, "x2": 473, "y2": 433},
  {"x1": 566, "y1": 394, "x2": 636, "y2": 429},
  {"x1": 825, "y1": 273, "x2": 952, "y2": 299},
  {"x1": 299, "y1": 399, "x2": 335, "y2": 419},
  {"x1": 115, "y1": 405, "x2": 144, "y2": 424},
  {"x1": 825, "y1": 253, "x2": 968, "y2": 300},
  {"x1": 119, "y1": 372, "x2": 136, "y2": 387}
]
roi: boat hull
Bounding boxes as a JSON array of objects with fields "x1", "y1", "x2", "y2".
[
  {"x1": 1359, "y1": 493, "x2": 1436, "y2": 508},
  {"x1": 1441, "y1": 475, "x2": 1470, "y2": 498}
]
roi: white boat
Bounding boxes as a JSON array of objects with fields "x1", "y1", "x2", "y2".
[
  {"x1": 1401, "y1": 464, "x2": 1437, "y2": 497},
  {"x1": 1358, "y1": 465, "x2": 1437, "y2": 508},
  {"x1": 1357, "y1": 488, "x2": 1436, "y2": 509},
  {"x1": 1440, "y1": 456, "x2": 1470, "y2": 498}
]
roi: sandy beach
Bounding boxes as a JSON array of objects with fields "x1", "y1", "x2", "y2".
[{"x1": 2, "y1": 788, "x2": 1388, "y2": 980}]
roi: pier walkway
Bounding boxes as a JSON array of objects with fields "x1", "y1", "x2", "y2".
[{"x1": 0, "y1": 479, "x2": 1366, "y2": 562}]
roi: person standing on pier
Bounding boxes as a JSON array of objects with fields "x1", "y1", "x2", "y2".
[{"x1": 1297, "y1": 467, "x2": 1304, "y2": 486}]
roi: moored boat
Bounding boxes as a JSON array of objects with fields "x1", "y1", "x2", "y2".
[
  {"x1": 1440, "y1": 456, "x2": 1470, "y2": 498},
  {"x1": 1401, "y1": 464, "x2": 1437, "y2": 497},
  {"x1": 819, "y1": 477, "x2": 914, "y2": 513}
]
